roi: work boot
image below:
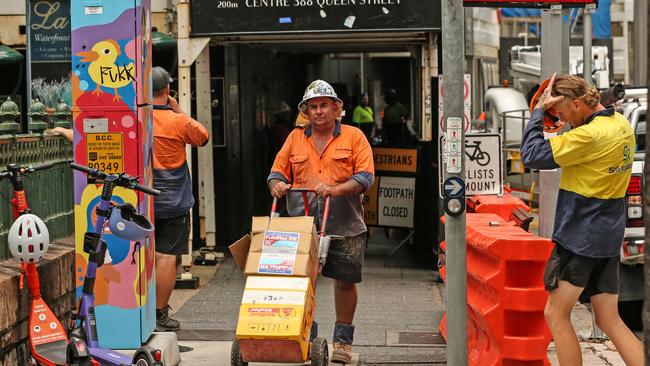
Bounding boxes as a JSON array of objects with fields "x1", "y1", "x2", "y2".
[
  {"x1": 156, "y1": 305, "x2": 180, "y2": 331},
  {"x1": 331, "y1": 342, "x2": 353, "y2": 363},
  {"x1": 331, "y1": 322, "x2": 354, "y2": 363}
]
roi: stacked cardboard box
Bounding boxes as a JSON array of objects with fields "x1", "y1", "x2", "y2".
[
  {"x1": 235, "y1": 276, "x2": 315, "y2": 362},
  {"x1": 229, "y1": 216, "x2": 320, "y2": 363}
]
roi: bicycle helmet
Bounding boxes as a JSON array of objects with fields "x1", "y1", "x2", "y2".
[
  {"x1": 109, "y1": 203, "x2": 154, "y2": 241},
  {"x1": 530, "y1": 78, "x2": 566, "y2": 133},
  {"x1": 8, "y1": 214, "x2": 50, "y2": 263}
]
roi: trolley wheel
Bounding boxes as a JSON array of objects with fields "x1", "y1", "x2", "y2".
[
  {"x1": 310, "y1": 337, "x2": 329, "y2": 366},
  {"x1": 231, "y1": 339, "x2": 248, "y2": 366}
]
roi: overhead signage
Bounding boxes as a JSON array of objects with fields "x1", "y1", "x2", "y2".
[
  {"x1": 463, "y1": 0, "x2": 596, "y2": 7},
  {"x1": 439, "y1": 133, "x2": 503, "y2": 197},
  {"x1": 29, "y1": 0, "x2": 71, "y2": 62},
  {"x1": 190, "y1": 0, "x2": 441, "y2": 35},
  {"x1": 373, "y1": 147, "x2": 418, "y2": 173},
  {"x1": 363, "y1": 176, "x2": 415, "y2": 228}
]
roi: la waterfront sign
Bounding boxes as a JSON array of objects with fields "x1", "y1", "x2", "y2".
[{"x1": 29, "y1": 0, "x2": 71, "y2": 62}]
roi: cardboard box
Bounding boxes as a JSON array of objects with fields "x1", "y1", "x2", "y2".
[
  {"x1": 229, "y1": 216, "x2": 319, "y2": 281},
  {"x1": 236, "y1": 276, "x2": 315, "y2": 362}
]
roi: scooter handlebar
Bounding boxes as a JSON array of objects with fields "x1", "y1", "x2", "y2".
[
  {"x1": 134, "y1": 183, "x2": 161, "y2": 196},
  {"x1": 71, "y1": 162, "x2": 160, "y2": 196}
]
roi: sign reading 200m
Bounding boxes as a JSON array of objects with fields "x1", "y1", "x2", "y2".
[{"x1": 190, "y1": 0, "x2": 441, "y2": 35}]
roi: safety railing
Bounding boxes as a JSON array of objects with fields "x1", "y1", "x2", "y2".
[
  {"x1": 499, "y1": 109, "x2": 539, "y2": 202},
  {"x1": 0, "y1": 134, "x2": 74, "y2": 260}
]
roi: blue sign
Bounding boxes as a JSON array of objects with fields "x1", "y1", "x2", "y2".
[{"x1": 443, "y1": 177, "x2": 465, "y2": 198}]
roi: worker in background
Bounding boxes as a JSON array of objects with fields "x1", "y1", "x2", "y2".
[
  {"x1": 381, "y1": 89, "x2": 408, "y2": 145},
  {"x1": 268, "y1": 80, "x2": 374, "y2": 363},
  {"x1": 352, "y1": 92, "x2": 374, "y2": 142},
  {"x1": 151, "y1": 66, "x2": 210, "y2": 332}
]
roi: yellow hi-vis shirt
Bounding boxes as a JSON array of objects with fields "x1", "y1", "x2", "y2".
[{"x1": 521, "y1": 107, "x2": 635, "y2": 257}]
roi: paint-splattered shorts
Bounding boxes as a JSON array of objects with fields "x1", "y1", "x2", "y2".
[{"x1": 322, "y1": 232, "x2": 367, "y2": 284}]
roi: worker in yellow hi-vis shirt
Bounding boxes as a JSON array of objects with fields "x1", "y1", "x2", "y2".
[
  {"x1": 521, "y1": 74, "x2": 643, "y2": 366},
  {"x1": 352, "y1": 92, "x2": 374, "y2": 141}
]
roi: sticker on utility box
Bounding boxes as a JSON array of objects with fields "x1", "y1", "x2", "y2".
[
  {"x1": 262, "y1": 231, "x2": 300, "y2": 255},
  {"x1": 258, "y1": 253, "x2": 296, "y2": 275},
  {"x1": 86, "y1": 133, "x2": 123, "y2": 174}
]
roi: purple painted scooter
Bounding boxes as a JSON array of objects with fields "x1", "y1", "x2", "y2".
[{"x1": 69, "y1": 162, "x2": 162, "y2": 366}]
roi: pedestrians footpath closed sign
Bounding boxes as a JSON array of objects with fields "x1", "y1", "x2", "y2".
[
  {"x1": 439, "y1": 133, "x2": 502, "y2": 197},
  {"x1": 363, "y1": 176, "x2": 415, "y2": 228}
]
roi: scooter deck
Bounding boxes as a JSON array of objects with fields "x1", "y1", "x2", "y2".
[{"x1": 34, "y1": 340, "x2": 67, "y2": 365}]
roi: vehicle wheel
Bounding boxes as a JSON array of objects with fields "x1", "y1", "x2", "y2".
[
  {"x1": 231, "y1": 339, "x2": 248, "y2": 366},
  {"x1": 133, "y1": 354, "x2": 152, "y2": 366},
  {"x1": 618, "y1": 299, "x2": 643, "y2": 331},
  {"x1": 310, "y1": 337, "x2": 329, "y2": 366}
]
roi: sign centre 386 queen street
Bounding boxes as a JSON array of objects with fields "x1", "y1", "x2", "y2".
[{"x1": 191, "y1": 0, "x2": 440, "y2": 35}]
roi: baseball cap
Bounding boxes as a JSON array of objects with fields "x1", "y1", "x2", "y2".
[{"x1": 152, "y1": 66, "x2": 173, "y2": 91}]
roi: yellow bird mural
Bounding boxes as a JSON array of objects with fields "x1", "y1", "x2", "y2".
[{"x1": 76, "y1": 39, "x2": 135, "y2": 102}]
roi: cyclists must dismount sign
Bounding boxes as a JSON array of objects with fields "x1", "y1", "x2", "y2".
[{"x1": 439, "y1": 133, "x2": 502, "y2": 197}]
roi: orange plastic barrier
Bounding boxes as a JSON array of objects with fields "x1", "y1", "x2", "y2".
[
  {"x1": 438, "y1": 213, "x2": 553, "y2": 366},
  {"x1": 467, "y1": 193, "x2": 530, "y2": 221}
]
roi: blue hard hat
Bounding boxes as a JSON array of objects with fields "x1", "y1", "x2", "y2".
[{"x1": 109, "y1": 203, "x2": 154, "y2": 241}]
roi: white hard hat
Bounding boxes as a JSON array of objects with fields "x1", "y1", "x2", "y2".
[
  {"x1": 8, "y1": 214, "x2": 50, "y2": 263},
  {"x1": 298, "y1": 80, "x2": 344, "y2": 112}
]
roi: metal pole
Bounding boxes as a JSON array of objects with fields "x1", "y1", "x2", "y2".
[
  {"x1": 634, "y1": 0, "x2": 647, "y2": 85},
  {"x1": 25, "y1": 0, "x2": 32, "y2": 125},
  {"x1": 442, "y1": 1, "x2": 467, "y2": 365},
  {"x1": 360, "y1": 53, "x2": 365, "y2": 94},
  {"x1": 582, "y1": 5, "x2": 593, "y2": 86},
  {"x1": 539, "y1": 5, "x2": 569, "y2": 238}
]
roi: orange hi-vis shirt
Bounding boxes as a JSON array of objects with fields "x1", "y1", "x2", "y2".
[
  {"x1": 153, "y1": 105, "x2": 209, "y2": 219},
  {"x1": 269, "y1": 123, "x2": 374, "y2": 237},
  {"x1": 153, "y1": 107, "x2": 209, "y2": 170}
]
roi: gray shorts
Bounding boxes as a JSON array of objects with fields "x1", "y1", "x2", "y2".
[{"x1": 322, "y1": 232, "x2": 367, "y2": 284}]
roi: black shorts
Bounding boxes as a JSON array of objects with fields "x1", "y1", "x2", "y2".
[
  {"x1": 155, "y1": 212, "x2": 190, "y2": 256},
  {"x1": 322, "y1": 232, "x2": 367, "y2": 284},
  {"x1": 543, "y1": 243, "x2": 620, "y2": 303}
]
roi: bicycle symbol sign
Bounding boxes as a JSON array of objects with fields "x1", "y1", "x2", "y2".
[
  {"x1": 465, "y1": 140, "x2": 490, "y2": 167},
  {"x1": 438, "y1": 133, "x2": 502, "y2": 197}
]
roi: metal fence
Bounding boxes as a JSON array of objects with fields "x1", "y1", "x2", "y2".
[{"x1": 0, "y1": 134, "x2": 74, "y2": 260}]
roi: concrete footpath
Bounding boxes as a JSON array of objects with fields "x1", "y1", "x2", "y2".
[{"x1": 167, "y1": 230, "x2": 629, "y2": 365}]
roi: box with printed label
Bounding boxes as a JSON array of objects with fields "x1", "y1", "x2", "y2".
[
  {"x1": 236, "y1": 276, "x2": 316, "y2": 363},
  {"x1": 229, "y1": 216, "x2": 319, "y2": 281}
]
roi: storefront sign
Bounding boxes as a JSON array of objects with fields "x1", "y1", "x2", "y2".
[
  {"x1": 86, "y1": 133, "x2": 124, "y2": 174},
  {"x1": 29, "y1": 0, "x2": 71, "y2": 62},
  {"x1": 373, "y1": 147, "x2": 417, "y2": 173},
  {"x1": 190, "y1": 0, "x2": 440, "y2": 35},
  {"x1": 438, "y1": 133, "x2": 503, "y2": 197}
]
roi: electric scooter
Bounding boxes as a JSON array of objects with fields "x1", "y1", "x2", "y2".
[
  {"x1": 1, "y1": 163, "x2": 95, "y2": 366},
  {"x1": 68, "y1": 162, "x2": 163, "y2": 366}
]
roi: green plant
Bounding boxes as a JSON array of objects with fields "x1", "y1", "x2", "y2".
[{"x1": 31, "y1": 76, "x2": 71, "y2": 109}]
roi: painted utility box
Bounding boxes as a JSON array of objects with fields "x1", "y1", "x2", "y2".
[{"x1": 71, "y1": 0, "x2": 154, "y2": 349}]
